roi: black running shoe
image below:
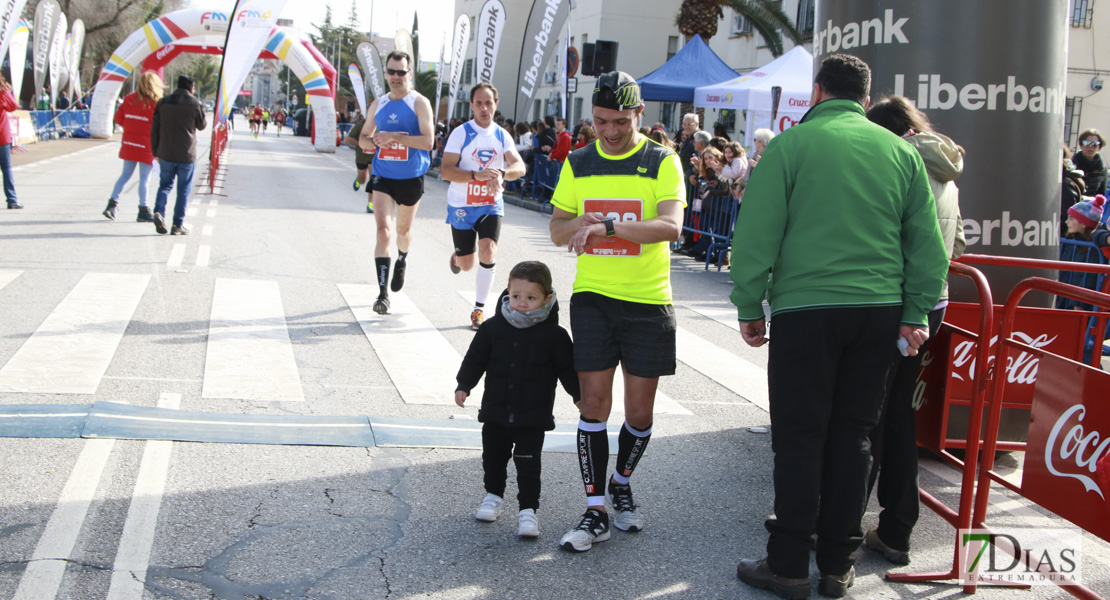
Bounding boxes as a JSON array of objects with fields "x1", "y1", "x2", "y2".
[
  {"x1": 559, "y1": 509, "x2": 610, "y2": 553},
  {"x1": 449, "y1": 253, "x2": 461, "y2": 274},
  {"x1": 153, "y1": 212, "x2": 168, "y2": 234},
  {"x1": 372, "y1": 294, "x2": 390, "y2": 315},
  {"x1": 390, "y1": 259, "x2": 406, "y2": 292},
  {"x1": 102, "y1": 199, "x2": 118, "y2": 220}
]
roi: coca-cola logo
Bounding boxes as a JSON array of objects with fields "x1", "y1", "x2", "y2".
[
  {"x1": 951, "y1": 332, "x2": 1056, "y2": 386},
  {"x1": 1045, "y1": 404, "x2": 1110, "y2": 499}
]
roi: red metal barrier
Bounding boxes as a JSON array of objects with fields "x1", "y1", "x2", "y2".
[
  {"x1": 890, "y1": 254, "x2": 1110, "y2": 598},
  {"x1": 207, "y1": 123, "x2": 229, "y2": 195}
]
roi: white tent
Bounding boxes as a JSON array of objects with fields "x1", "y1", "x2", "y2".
[{"x1": 694, "y1": 46, "x2": 814, "y2": 147}]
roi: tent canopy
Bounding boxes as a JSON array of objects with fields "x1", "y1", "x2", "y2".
[
  {"x1": 693, "y1": 45, "x2": 813, "y2": 112},
  {"x1": 637, "y1": 34, "x2": 738, "y2": 102}
]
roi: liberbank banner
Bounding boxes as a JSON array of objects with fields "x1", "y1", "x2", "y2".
[
  {"x1": 815, "y1": 1, "x2": 1068, "y2": 302},
  {"x1": 513, "y1": 0, "x2": 569, "y2": 123}
]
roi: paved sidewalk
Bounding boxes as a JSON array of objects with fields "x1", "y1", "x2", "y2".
[{"x1": 11, "y1": 134, "x2": 119, "y2": 167}]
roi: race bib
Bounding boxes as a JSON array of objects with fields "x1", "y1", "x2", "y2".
[
  {"x1": 466, "y1": 180, "x2": 497, "y2": 206},
  {"x1": 583, "y1": 198, "x2": 643, "y2": 257},
  {"x1": 377, "y1": 142, "x2": 409, "y2": 161}
]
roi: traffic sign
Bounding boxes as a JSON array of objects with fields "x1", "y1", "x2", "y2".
[{"x1": 567, "y1": 77, "x2": 577, "y2": 93}]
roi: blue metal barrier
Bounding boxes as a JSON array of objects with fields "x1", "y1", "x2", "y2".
[
  {"x1": 532, "y1": 155, "x2": 560, "y2": 211},
  {"x1": 28, "y1": 110, "x2": 90, "y2": 140},
  {"x1": 679, "y1": 182, "x2": 738, "y2": 271}
]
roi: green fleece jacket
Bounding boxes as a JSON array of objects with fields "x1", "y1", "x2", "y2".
[{"x1": 729, "y1": 99, "x2": 948, "y2": 327}]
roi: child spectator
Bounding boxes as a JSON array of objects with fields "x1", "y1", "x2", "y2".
[
  {"x1": 1066, "y1": 194, "x2": 1106, "y2": 241},
  {"x1": 455, "y1": 261, "x2": 580, "y2": 538}
]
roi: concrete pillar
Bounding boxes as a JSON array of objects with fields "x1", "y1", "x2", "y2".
[{"x1": 814, "y1": 1, "x2": 1069, "y2": 304}]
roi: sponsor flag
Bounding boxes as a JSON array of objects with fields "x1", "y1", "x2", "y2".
[
  {"x1": 348, "y1": 63, "x2": 366, "y2": 114},
  {"x1": 560, "y1": 21, "x2": 568, "y2": 119},
  {"x1": 475, "y1": 0, "x2": 505, "y2": 84},
  {"x1": 67, "y1": 19, "x2": 85, "y2": 99},
  {"x1": 214, "y1": 0, "x2": 289, "y2": 124},
  {"x1": 58, "y1": 32, "x2": 70, "y2": 95},
  {"x1": 356, "y1": 41, "x2": 385, "y2": 100},
  {"x1": 434, "y1": 31, "x2": 447, "y2": 122},
  {"x1": 446, "y1": 14, "x2": 469, "y2": 121},
  {"x1": 8, "y1": 19, "x2": 30, "y2": 103},
  {"x1": 0, "y1": 0, "x2": 29, "y2": 76},
  {"x1": 411, "y1": 12, "x2": 419, "y2": 69},
  {"x1": 513, "y1": 0, "x2": 570, "y2": 123},
  {"x1": 395, "y1": 28, "x2": 413, "y2": 63},
  {"x1": 47, "y1": 11, "x2": 66, "y2": 106},
  {"x1": 32, "y1": 0, "x2": 60, "y2": 105}
]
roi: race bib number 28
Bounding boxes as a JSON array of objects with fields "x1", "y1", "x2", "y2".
[
  {"x1": 377, "y1": 142, "x2": 409, "y2": 161},
  {"x1": 583, "y1": 198, "x2": 643, "y2": 257}
]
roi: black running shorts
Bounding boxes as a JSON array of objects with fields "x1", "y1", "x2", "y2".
[
  {"x1": 569, "y1": 291, "x2": 677, "y2": 378},
  {"x1": 371, "y1": 175, "x2": 424, "y2": 206},
  {"x1": 451, "y1": 214, "x2": 501, "y2": 256}
]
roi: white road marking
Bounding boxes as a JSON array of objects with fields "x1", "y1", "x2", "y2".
[
  {"x1": 166, "y1": 244, "x2": 185, "y2": 268},
  {"x1": 12, "y1": 437, "x2": 117, "y2": 600},
  {"x1": 196, "y1": 245, "x2": 210, "y2": 267},
  {"x1": 683, "y1": 302, "x2": 740, "y2": 331},
  {"x1": 342, "y1": 284, "x2": 480, "y2": 405},
  {"x1": 185, "y1": 205, "x2": 197, "y2": 217},
  {"x1": 0, "y1": 273, "x2": 150, "y2": 393},
  {"x1": 202, "y1": 225, "x2": 213, "y2": 236},
  {"x1": 206, "y1": 208, "x2": 217, "y2": 218},
  {"x1": 0, "y1": 269, "x2": 22, "y2": 290},
  {"x1": 675, "y1": 328, "x2": 768, "y2": 411},
  {"x1": 208, "y1": 199, "x2": 219, "y2": 207},
  {"x1": 106, "y1": 394, "x2": 180, "y2": 600},
  {"x1": 203, "y1": 279, "x2": 304, "y2": 402}
]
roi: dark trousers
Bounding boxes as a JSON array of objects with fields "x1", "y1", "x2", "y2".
[
  {"x1": 765, "y1": 306, "x2": 901, "y2": 578},
  {"x1": 482, "y1": 422, "x2": 545, "y2": 511},
  {"x1": 867, "y1": 307, "x2": 945, "y2": 552}
]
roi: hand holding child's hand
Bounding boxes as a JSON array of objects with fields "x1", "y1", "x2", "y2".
[{"x1": 454, "y1": 390, "x2": 468, "y2": 407}]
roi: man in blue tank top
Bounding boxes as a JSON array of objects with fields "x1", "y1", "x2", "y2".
[{"x1": 358, "y1": 51, "x2": 435, "y2": 314}]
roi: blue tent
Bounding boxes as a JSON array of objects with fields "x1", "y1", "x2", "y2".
[{"x1": 637, "y1": 35, "x2": 738, "y2": 102}]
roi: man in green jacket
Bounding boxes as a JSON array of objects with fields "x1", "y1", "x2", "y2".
[{"x1": 731, "y1": 54, "x2": 948, "y2": 599}]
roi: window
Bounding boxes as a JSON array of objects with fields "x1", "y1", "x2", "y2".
[
  {"x1": 455, "y1": 100, "x2": 468, "y2": 121},
  {"x1": 470, "y1": 16, "x2": 476, "y2": 40},
  {"x1": 667, "y1": 36, "x2": 679, "y2": 61},
  {"x1": 463, "y1": 59, "x2": 473, "y2": 84},
  {"x1": 796, "y1": 0, "x2": 815, "y2": 42},
  {"x1": 574, "y1": 97, "x2": 583, "y2": 124},
  {"x1": 1066, "y1": 96, "x2": 1083, "y2": 148},
  {"x1": 730, "y1": 13, "x2": 753, "y2": 36},
  {"x1": 533, "y1": 99, "x2": 541, "y2": 121},
  {"x1": 716, "y1": 109, "x2": 736, "y2": 132},
  {"x1": 1071, "y1": 0, "x2": 1094, "y2": 28},
  {"x1": 661, "y1": 102, "x2": 676, "y2": 131}
]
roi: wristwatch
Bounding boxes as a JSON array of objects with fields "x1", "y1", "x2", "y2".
[{"x1": 601, "y1": 217, "x2": 616, "y2": 238}]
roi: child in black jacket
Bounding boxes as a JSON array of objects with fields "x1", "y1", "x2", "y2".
[{"x1": 455, "y1": 261, "x2": 580, "y2": 538}]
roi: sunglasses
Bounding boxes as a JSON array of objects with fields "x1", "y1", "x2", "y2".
[
  {"x1": 1082, "y1": 140, "x2": 1102, "y2": 147},
  {"x1": 386, "y1": 68, "x2": 409, "y2": 76}
]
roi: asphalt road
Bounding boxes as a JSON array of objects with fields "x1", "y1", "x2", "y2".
[{"x1": 0, "y1": 123, "x2": 1106, "y2": 600}]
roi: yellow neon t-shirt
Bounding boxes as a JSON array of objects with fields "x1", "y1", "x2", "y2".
[{"x1": 551, "y1": 138, "x2": 686, "y2": 304}]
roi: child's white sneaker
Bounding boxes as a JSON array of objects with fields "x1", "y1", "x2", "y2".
[
  {"x1": 518, "y1": 509, "x2": 540, "y2": 538},
  {"x1": 475, "y1": 493, "x2": 503, "y2": 522}
]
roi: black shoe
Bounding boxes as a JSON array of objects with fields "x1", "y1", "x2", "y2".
[
  {"x1": 449, "y1": 252, "x2": 461, "y2": 274},
  {"x1": 153, "y1": 212, "x2": 168, "y2": 234},
  {"x1": 7, "y1": 201, "x2": 23, "y2": 209},
  {"x1": 102, "y1": 199, "x2": 118, "y2": 220},
  {"x1": 864, "y1": 528, "x2": 910, "y2": 565},
  {"x1": 736, "y1": 558, "x2": 811, "y2": 599},
  {"x1": 390, "y1": 259, "x2": 406, "y2": 292},
  {"x1": 372, "y1": 294, "x2": 390, "y2": 315},
  {"x1": 817, "y1": 567, "x2": 854, "y2": 598},
  {"x1": 136, "y1": 206, "x2": 154, "y2": 222},
  {"x1": 170, "y1": 225, "x2": 189, "y2": 235}
]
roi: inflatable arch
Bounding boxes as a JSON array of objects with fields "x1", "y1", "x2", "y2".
[{"x1": 89, "y1": 8, "x2": 337, "y2": 153}]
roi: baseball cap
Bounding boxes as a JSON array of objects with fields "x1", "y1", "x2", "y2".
[{"x1": 593, "y1": 71, "x2": 642, "y2": 111}]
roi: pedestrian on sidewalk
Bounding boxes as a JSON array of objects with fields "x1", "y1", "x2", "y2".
[
  {"x1": 730, "y1": 54, "x2": 948, "y2": 599},
  {"x1": 548, "y1": 71, "x2": 686, "y2": 553},
  {"x1": 0, "y1": 74, "x2": 21, "y2": 209},
  {"x1": 150, "y1": 75, "x2": 207, "y2": 235},
  {"x1": 103, "y1": 71, "x2": 162, "y2": 222},
  {"x1": 440, "y1": 82, "x2": 526, "y2": 330},
  {"x1": 455, "y1": 260, "x2": 580, "y2": 539}
]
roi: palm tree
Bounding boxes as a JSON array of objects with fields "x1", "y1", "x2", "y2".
[{"x1": 676, "y1": 0, "x2": 804, "y2": 57}]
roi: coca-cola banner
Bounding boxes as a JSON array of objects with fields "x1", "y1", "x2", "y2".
[
  {"x1": 816, "y1": 1, "x2": 1068, "y2": 304},
  {"x1": 1025, "y1": 353, "x2": 1110, "y2": 542}
]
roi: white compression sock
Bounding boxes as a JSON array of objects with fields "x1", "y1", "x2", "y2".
[{"x1": 475, "y1": 262, "x2": 496, "y2": 307}]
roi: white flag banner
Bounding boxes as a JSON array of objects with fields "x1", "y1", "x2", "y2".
[
  {"x1": 356, "y1": 41, "x2": 385, "y2": 100},
  {"x1": 67, "y1": 19, "x2": 85, "y2": 99},
  {"x1": 32, "y1": 0, "x2": 60, "y2": 105},
  {"x1": 58, "y1": 32, "x2": 71, "y2": 96},
  {"x1": 560, "y1": 25, "x2": 568, "y2": 119},
  {"x1": 348, "y1": 63, "x2": 366, "y2": 115},
  {"x1": 394, "y1": 28, "x2": 413, "y2": 61},
  {"x1": 475, "y1": 0, "x2": 505, "y2": 84},
  {"x1": 434, "y1": 31, "x2": 446, "y2": 123},
  {"x1": 0, "y1": 0, "x2": 29, "y2": 76},
  {"x1": 216, "y1": 0, "x2": 289, "y2": 124},
  {"x1": 446, "y1": 14, "x2": 469, "y2": 121},
  {"x1": 47, "y1": 12, "x2": 66, "y2": 106},
  {"x1": 513, "y1": 0, "x2": 570, "y2": 123},
  {"x1": 8, "y1": 19, "x2": 30, "y2": 103}
]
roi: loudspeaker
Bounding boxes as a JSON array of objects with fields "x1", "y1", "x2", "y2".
[
  {"x1": 592, "y1": 40, "x2": 618, "y2": 74},
  {"x1": 581, "y1": 43, "x2": 596, "y2": 76}
]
